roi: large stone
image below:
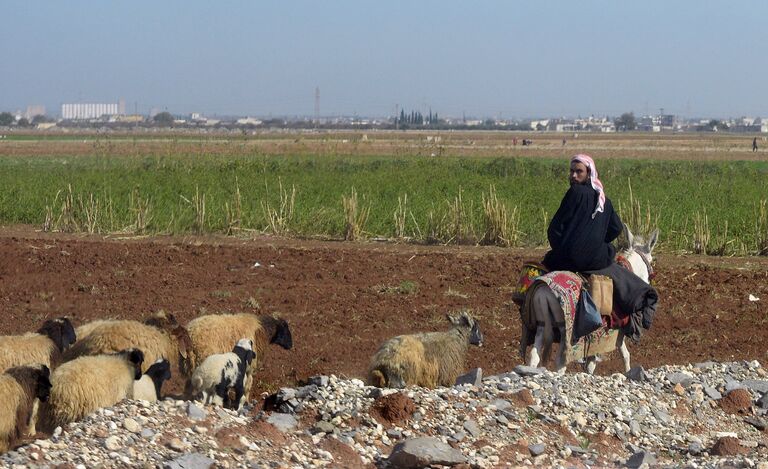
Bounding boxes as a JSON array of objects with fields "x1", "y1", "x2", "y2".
[
  {"x1": 489, "y1": 399, "x2": 512, "y2": 411},
  {"x1": 455, "y1": 368, "x2": 482, "y2": 387},
  {"x1": 758, "y1": 391, "x2": 768, "y2": 409},
  {"x1": 276, "y1": 387, "x2": 296, "y2": 402},
  {"x1": 308, "y1": 375, "x2": 329, "y2": 387},
  {"x1": 267, "y1": 413, "x2": 298, "y2": 433},
  {"x1": 513, "y1": 365, "x2": 544, "y2": 377},
  {"x1": 462, "y1": 419, "x2": 481, "y2": 437},
  {"x1": 703, "y1": 386, "x2": 722, "y2": 400},
  {"x1": 311, "y1": 420, "x2": 336, "y2": 434},
  {"x1": 666, "y1": 372, "x2": 694, "y2": 387},
  {"x1": 187, "y1": 403, "x2": 207, "y2": 421},
  {"x1": 625, "y1": 450, "x2": 656, "y2": 468},
  {"x1": 741, "y1": 379, "x2": 768, "y2": 394},
  {"x1": 104, "y1": 436, "x2": 121, "y2": 451},
  {"x1": 528, "y1": 443, "x2": 546, "y2": 456},
  {"x1": 165, "y1": 452, "x2": 215, "y2": 469},
  {"x1": 625, "y1": 366, "x2": 648, "y2": 382},
  {"x1": 388, "y1": 437, "x2": 467, "y2": 468}
]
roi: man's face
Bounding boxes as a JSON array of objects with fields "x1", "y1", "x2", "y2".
[{"x1": 570, "y1": 161, "x2": 589, "y2": 185}]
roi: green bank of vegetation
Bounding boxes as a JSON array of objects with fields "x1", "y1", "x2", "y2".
[{"x1": 0, "y1": 153, "x2": 766, "y2": 255}]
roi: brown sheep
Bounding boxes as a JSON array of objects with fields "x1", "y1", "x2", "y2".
[
  {"x1": 0, "y1": 365, "x2": 52, "y2": 452},
  {"x1": 368, "y1": 311, "x2": 483, "y2": 389},
  {"x1": 64, "y1": 311, "x2": 193, "y2": 376},
  {"x1": 0, "y1": 318, "x2": 76, "y2": 372}
]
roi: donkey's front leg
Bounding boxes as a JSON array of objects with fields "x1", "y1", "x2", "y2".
[{"x1": 617, "y1": 332, "x2": 631, "y2": 372}]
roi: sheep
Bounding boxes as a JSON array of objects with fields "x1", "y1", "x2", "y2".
[
  {"x1": 64, "y1": 311, "x2": 194, "y2": 376},
  {"x1": 0, "y1": 318, "x2": 76, "y2": 373},
  {"x1": 368, "y1": 311, "x2": 483, "y2": 389},
  {"x1": 38, "y1": 349, "x2": 144, "y2": 434},
  {"x1": 0, "y1": 365, "x2": 52, "y2": 452},
  {"x1": 185, "y1": 339, "x2": 255, "y2": 410},
  {"x1": 132, "y1": 358, "x2": 172, "y2": 402},
  {"x1": 185, "y1": 313, "x2": 292, "y2": 395}
]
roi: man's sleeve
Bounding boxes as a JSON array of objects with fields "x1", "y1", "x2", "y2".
[
  {"x1": 605, "y1": 206, "x2": 623, "y2": 243},
  {"x1": 548, "y1": 189, "x2": 575, "y2": 249}
]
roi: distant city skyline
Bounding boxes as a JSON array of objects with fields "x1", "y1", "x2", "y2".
[{"x1": 3, "y1": 1, "x2": 768, "y2": 119}]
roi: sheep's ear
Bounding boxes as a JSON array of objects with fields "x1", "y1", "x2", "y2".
[
  {"x1": 446, "y1": 314, "x2": 460, "y2": 326},
  {"x1": 647, "y1": 229, "x2": 659, "y2": 253}
]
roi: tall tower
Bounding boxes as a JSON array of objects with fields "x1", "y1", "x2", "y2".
[{"x1": 314, "y1": 87, "x2": 320, "y2": 123}]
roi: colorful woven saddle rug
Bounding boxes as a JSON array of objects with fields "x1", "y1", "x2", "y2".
[{"x1": 528, "y1": 271, "x2": 621, "y2": 365}]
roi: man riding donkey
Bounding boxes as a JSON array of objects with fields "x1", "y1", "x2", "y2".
[{"x1": 518, "y1": 154, "x2": 659, "y2": 368}]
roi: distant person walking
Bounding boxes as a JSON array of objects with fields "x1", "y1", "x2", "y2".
[{"x1": 753, "y1": 137, "x2": 758, "y2": 152}]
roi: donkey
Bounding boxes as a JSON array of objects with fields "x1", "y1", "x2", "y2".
[{"x1": 520, "y1": 224, "x2": 658, "y2": 374}]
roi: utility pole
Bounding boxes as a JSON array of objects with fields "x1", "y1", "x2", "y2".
[{"x1": 314, "y1": 87, "x2": 320, "y2": 126}]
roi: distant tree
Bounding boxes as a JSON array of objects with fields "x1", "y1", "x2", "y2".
[
  {"x1": 614, "y1": 112, "x2": 637, "y2": 131},
  {"x1": 708, "y1": 119, "x2": 727, "y2": 131},
  {"x1": 31, "y1": 114, "x2": 51, "y2": 125},
  {"x1": 153, "y1": 112, "x2": 174, "y2": 126},
  {"x1": 0, "y1": 112, "x2": 13, "y2": 126},
  {"x1": 17, "y1": 118, "x2": 30, "y2": 127}
]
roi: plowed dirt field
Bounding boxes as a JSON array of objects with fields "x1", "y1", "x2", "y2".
[{"x1": 2, "y1": 226, "x2": 766, "y2": 398}]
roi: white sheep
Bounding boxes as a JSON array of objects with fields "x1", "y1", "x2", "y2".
[
  {"x1": 185, "y1": 314, "x2": 292, "y2": 398},
  {"x1": 0, "y1": 318, "x2": 76, "y2": 372},
  {"x1": 368, "y1": 311, "x2": 483, "y2": 389},
  {"x1": 185, "y1": 339, "x2": 255, "y2": 410},
  {"x1": 38, "y1": 349, "x2": 144, "y2": 433},
  {"x1": 0, "y1": 365, "x2": 52, "y2": 452},
  {"x1": 64, "y1": 311, "x2": 194, "y2": 376},
  {"x1": 132, "y1": 358, "x2": 172, "y2": 402}
]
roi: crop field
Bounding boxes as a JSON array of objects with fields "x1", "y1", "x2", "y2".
[{"x1": 1, "y1": 130, "x2": 767, "y2": 255}]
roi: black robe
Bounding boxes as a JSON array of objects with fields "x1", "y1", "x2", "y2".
[{"x1": 543, "y1": 184, "x2": 623, "y2": 272}]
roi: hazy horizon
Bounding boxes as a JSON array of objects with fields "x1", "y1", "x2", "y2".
[{"x1": 3, "y1": 1, "x2": 767, "y2": 119}]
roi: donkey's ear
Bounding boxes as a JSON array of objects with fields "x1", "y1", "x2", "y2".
[
  {"x1": 623, "y1": 223, "x2": 635, "y2": 247},
  {"x1": 647, "y1": 229, "x2": 659, "y2": 253}
]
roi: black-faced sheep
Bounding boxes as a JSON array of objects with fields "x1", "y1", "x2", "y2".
[
  {"x1": 38, "y1": 349, "x2": 144, "y2": 433},
  {"x1": 185, "y1": 339, "x2": 255, "y2": 410},
  {"x1": 132, "y1": 358, "x2": 172, "y2": 402},
  {"x1": 64, "y1": 311, "x2": 194, "y2": 376},
  {"x1": 185, "y1": 314, "x2": 292, "y2": 395},
  {"x1": 0, "y1": 365, "x2": 52, "y2": 452},
  {"x1": 368, "y1": 311, "x2": 483, "y2": 389},
  {"x1": 0, "y1": 318, "x2": 76, "y2": 372}
]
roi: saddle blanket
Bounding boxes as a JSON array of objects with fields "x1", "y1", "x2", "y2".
[{"x1": 528, "y1": 271, "x2": 621, "y2": 365}]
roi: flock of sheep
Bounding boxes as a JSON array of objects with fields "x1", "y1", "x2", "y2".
[{"x1": 0, "y1": 309, "x2": 484, "y2": 454}]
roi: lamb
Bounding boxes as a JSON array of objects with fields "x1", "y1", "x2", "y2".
[
  {"x1": 0, "y1": 318, "x2": 76, "y2": 373},
  {"x1": 368, "y1": 311, "x2": 483, "y2": 389},
  {"x1": 185, "y1": 313, "x2": 292, "y2": 397},
  {"x1": 64, "y1": 311, "x2": 194, "y2": 376},
  {"x1": 132, "y1": 358, "x2": 172, "y2": 402},
  {"x1": 185, "y1": 339, "x2": 255, "y2": 410},
  {"x1": 0, "y1": 365, "x2": 52, "y2": 452},
  {"x1": 38, "y1": 349, "x2": 144, "y2": 433}
]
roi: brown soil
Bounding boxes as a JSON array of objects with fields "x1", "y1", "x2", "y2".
[
  {"x1": 370, "y1": 392, "x2": 416, "y2": 426},
  {"x1": 319, "y1": 438, "x2": 373, "y2": 469},
  {"x1": 508, "y1": 389, "x2": 536, "y2": 407},
  {"x1": 710, "y1": 436, "x2": 748, "y2": 456},
  {"x1": 719, "y1": 389, "x2": 754, "y2": 415},
  {"x1": 1, "y1": 226, "x2": 767, "y2": 398}
]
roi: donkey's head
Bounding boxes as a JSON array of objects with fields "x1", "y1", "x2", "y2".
[{"x1": 620, "y1": 224, "x2": 659, "y2": 284}]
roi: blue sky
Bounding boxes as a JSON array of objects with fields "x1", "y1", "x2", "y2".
[{"x1": 2, "y1": 1, "x2": 765, "y2": 118}]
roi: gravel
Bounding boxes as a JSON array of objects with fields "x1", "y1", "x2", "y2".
[{"x1": 4, "y1": 360, "x2": 768, "y2": 468}]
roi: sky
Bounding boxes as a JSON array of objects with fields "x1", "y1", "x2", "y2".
[{"x1": 2, "y1": 1, "x2": 767, "y2": 119}]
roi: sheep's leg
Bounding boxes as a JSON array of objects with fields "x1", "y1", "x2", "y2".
[{"x1": 617, "y1": 332, "x2": 631, "y2": 372}]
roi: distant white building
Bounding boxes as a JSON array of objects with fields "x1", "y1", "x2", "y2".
[{"x1": 62, "y1": 101, "x2": 124, "y2": 120}]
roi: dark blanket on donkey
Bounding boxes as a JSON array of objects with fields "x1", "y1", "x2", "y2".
[{"x1": 585, "y1": 262, "x2": 658, "y2": 343}]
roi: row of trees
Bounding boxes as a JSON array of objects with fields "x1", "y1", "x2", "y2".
[
  {"x1": 0, "y1": 112, "x2": 53, "y2": 127},
  {"x1": 396, "y1": 109, "x2": 440, "y2": 127}
]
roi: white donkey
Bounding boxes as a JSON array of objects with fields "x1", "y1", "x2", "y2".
[{"x1": 521, "y1": 225, "x2": 658, "y2": 374}]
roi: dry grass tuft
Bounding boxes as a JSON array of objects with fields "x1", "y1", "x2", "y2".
[
  {"x1": 342, "y1": 187, "x2": 369, "y2": 241},
  {"x1": 480, "y1": 184, "x2": 519, "y2": 247}
]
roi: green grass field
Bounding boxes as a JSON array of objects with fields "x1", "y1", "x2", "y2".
[{"x1": 1, "y1": 148, "x2": 767, "y2": 255}]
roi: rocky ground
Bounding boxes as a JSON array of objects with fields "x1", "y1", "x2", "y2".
[{"x1": 4, "y1": 360, "x2": 768, "y2": 469}]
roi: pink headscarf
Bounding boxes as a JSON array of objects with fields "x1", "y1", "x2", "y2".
[{"x1": 571, "y1": 154, "x2": 605, "y2": 219}]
